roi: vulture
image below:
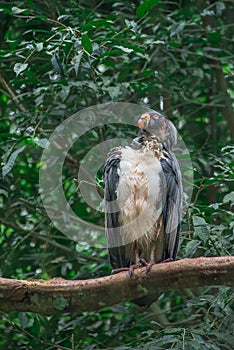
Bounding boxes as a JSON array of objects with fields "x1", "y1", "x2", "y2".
[{"x1": 103, "y1": 110, "x2": 183, "y2": 306}]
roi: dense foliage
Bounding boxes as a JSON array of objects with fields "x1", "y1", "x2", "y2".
[{"x1": 0, "y1": 0, "x2": 233, "y2": 349}]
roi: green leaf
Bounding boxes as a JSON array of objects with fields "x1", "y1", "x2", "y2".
[
  {"x1": 72, "y1": 52, "x2": 83, "y2": 76},
  {"x1": 114, "y1": 45, "x2": 133, "y2": 53},
  {"x1": 136, "y1": 0, "x2": 160, "y2": 18},
  {"x1": 208, "y1": 32, "x2": 221, "y2": 44},
  {"x1": 170, "y1": 21, "x2": 185, "y2": 36},
  {"x1": 223, "y1": 192, "x2": 234, "y2": 206},
  {"x1": 2, "y1": 145, "x2": 27, "y2": 177},
  {"x1": 13, "y1": 63, "x2": 28, "y2": 76},
  {"x1": 192, "y1": 216, "x2": 209, "y2": 243},
  {"x1": 33, "y1": 138, "x2": 49, "y2": 148},
  {"x1": 51, "y1": 54, "x2": 63, "y2": 74},
  {"x1": 192, "y1": 216, "x2": 207, "y2": 227},
  {"x1": 216, "y1": 1, "x2": 226, "y2": 15},
  {"x1": 0, "y1": 189, "x2": 8, "y2": 198},
  {"x1": 11, "y1": 7, "x2": 29, "y2": 15},
  {"x1": 183, "y1": 240, "x2": 201, "y2": 258},
  {"x1": 18, "y1": 312, "x2": 28, "y2": 329},
  {"x1": 106, "y1": 86, "x2": 120, "y2": 99},
  {"x1": 35, "y1": 94, "x2": 44, "y2": 107},
  {"x1": 36, "y1": 42, "x2": 43, "y2": 51},
  {"x1": 82, "y1": 19, "x2": 113, "y2": 31},
  {"x1": 98, "y1": 49, "x2": 123, "y2": 58},
  {"x1": 81, "y1": 34, "x2": 93, "y2": 55}
]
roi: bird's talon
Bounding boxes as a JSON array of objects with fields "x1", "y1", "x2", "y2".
[
  {"x1": 146, "y1": 262, "x2": 154, "y2": 274},
  {"x1": 111, "y1": 267, "x2": 130, "y2": 274},
  {"x1": 146, "y1": 265, "x2": 151, "y2": 274},
  {"x1": 161, "y1": 258, "x2": 174, "y2": 263},
  {"x1": 136, "y1": 259, "x2": 142, "y2": 267}
]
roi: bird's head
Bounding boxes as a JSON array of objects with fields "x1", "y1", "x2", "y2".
[{"x1": 137, "y1": 111, "x2": 177, "y2": 149}]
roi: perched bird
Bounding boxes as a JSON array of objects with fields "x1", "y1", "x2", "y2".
[{"x1": 103, "y1": 110, "x2": 183, "y2": 306}]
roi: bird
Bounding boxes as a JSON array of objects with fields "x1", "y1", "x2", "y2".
[{"x1": 103, "y1": 110, "x2": 183, "y2": 306}]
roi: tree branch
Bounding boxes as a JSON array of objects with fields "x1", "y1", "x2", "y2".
[
  {"x1": 0, "y1": 73, "x2": 26, "y2": 113},
  {"x1": 0, "y1": 257, "x2": 233, "y2": 315}
]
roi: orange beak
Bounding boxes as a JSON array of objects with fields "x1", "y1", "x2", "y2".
[{"x1": 137, "y1": 113, "x2": 150, "y2": 129}]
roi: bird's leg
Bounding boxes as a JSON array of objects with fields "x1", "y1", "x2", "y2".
[
  {"x1": 128, "y1": 245, "x2": 141, "y2": 279},
  {"x1": 143, "y1": 217, "x2": 164, "y2": 273},
  {"x1": 147, "y1": 249, "x2": 156, "y2": 273},
  {"x1": 139, "y1": 248, "x2": 155, "y2": 274},
  {"x1": 134, "y1": 247, "x2": 142, "y2": 267},
  {"x1": 112, "y1": 244, "x2": 141, "y2": 278}
]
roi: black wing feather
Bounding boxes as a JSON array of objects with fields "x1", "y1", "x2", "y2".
[
  {"x1": 160, "y1": 150, "x2": 182, "y2": 261},
  {"x1": 104, "y1": 148, "x2": 128, "y2": 269}
]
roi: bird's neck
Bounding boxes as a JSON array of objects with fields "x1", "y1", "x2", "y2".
[
  {"x1": 142, "y1": 135, "x2": 163, "y2": 157},
  {"x1": 131, "y1": 135, "x2": 163, "y2": 157}
]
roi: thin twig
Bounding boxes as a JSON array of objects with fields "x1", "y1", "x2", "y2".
[{"x1": 0, "y1": 74, "x2": 26, "y2": 112}]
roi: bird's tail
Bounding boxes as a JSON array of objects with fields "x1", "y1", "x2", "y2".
[{"x1": 131, "y1": 291, "x2": 161, "y2": 307}]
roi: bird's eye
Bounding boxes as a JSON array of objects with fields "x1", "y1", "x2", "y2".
[{"x1": 154, "y1": 113, "x2": 163, "y2": 119}]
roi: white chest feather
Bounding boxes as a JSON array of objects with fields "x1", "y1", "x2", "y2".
[{"x1": 117, "y1": 146, "x2": 164, "y2": 244}]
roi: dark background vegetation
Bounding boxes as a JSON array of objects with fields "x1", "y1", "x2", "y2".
[{"x1": 0, "y1": 0, "x2": 233, "y2": 349}]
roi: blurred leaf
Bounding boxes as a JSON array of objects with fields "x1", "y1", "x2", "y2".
[
  {"x1": 2, "y1": 145, "x2": 26, "y2": 177},
  {"x1": 136, "y1": 0, "x2": 160, "y2": 18},
  {"x1": 0, "y1": 189, "x2": 8, "y2": 197},
  {"x1": 216, "y1": 1, "x2": 226, "y2": 15},
  {"x1": 170, "y1": 21, "x2": 186, "y2": 36},
  {"x1": 114, "y1": 45, "x2": 133, "y2": 53},
  {"x1": 36, "y1": 42, "x2": 43, "y2": 51},
  {"x1": 33, "y1": 138, "x2": 49, "y2": 148},
  {"x1": 81, "y1": 34, "x2": 93, "y2": 54},
  {"x1": 13, "y1": 63, "x2": 28, "y2": 76},
  {"x1": 223, "y1": 192, "x2": 234, "y2": 206},
  {"x1": 192, "y1": 216, "x2": 207, "y2": 227},
  {"x1": 183, "y1": 240, "x2": 201, "y2": 258},
  {"x1": 18, "y1": 312, "x2": 28, "y2": 329},
  {"x1": 11, "y1": 7, "x2": 30, "y2": 15},
  {"x1": 72, "y1": 52, "x2": 83, "y2": 75},
  {"x1": 51, "y1": 53, "x2": 63, "y2": 75}
]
